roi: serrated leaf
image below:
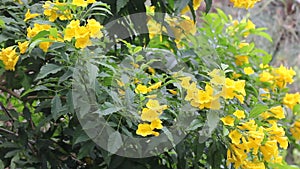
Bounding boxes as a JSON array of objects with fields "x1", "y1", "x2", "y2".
[
  {"x1": 51, "y1": 95, "x2": 62, "y2": 120},
  {"x1": 249, "y1": 104, "x2": 268, "y2": 118},
  {"x1": 35, "y1": 64, "x2": 63, "y2": 81},
  {"x1": 107, "y1": 131, "x2": 123, "y2": 154},
  {"x1": 116, "y1": 0, "x2": 129, "y2": 13}
]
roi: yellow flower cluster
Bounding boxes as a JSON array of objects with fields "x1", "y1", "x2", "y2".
[
  {"x1": 291, "y1": 120, "x2": 300, "y2": 140},
  {"x1": 235, "y1": 42, "x2": 250, "y2": 66},
  {"x1": 181, "y1": 0, "x2": 202, "y2": 14},
  {"x1": 0, "y1": 47, "x2": 19, "y2": 71},
  {"x1": 222, "y1": 108, "x2": 288, "y2": 168},
  {"x1": 283, "y1": 93, "x2": 300, "y2": 110},
  {"x1": 0, "y1": 40, "x2": 29, "y2": 71},
  {"x1": 72, "y1": 0, "x2": 96, "y2": 7},
  {"x1": 146, "y1": 7, "x2": 196, "y2": 47},
  {"x1": 43, "y1": 1, "x2": 73, "y2": 22},
  {"x1": 27, "y1": 24, "x2": 63, "y2": 52},
  {"x1": 64, "y1": 19, "x2": 103, "y2": 49},
  {"x1": 134, "y1": 82, "x2": 162, "y2": 94},
  {"x1": 136, "y1": 99, "x2": 167, "y2": 137},
  {"x1": 259, "y1": 65, "x2": 296, "y2": 88},
  {"x1": 228, "y1": 19, "x2": 255, "y2": 38},
  {"x1": 179, "y1": 69, "x2": 246, "y2": 110},
  {"x1": 229, "y1": 0, "x2": 261, "y2": 9},
  {"x1": 180, "y1": 76, "x2": 221, "y2": 110},
  {"x1": 24, "y1": 9, "x2": 40, "y2": 22}
]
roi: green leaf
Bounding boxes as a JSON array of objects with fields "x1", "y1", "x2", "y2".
[
  {"x1": 28, "y1": 38, "x2": 54, "y2": 52},
  {"x1": 4, "y1": 149, "x2": 20, "y2": 158},
  {"x1": 249, "y1": 104, "x2": 268, "y2": 118},
  {"x1": 116, "y1": 0, "x2": 129, "y2": 13},
  {"x1": 251, "y1": 31, "x2": 273, "y2": 42},
  {"x1": 107, "y1": 131, "x2": 123, "y2": 154},
  {"x1": 0, "y1": 159, "x2": 4, "y2": 169},
  {"x1": 49, "y1": 28, "x2": 58, "y2": 38},
  {"x1": 0, "y1": 18, "x2": 5, "y2": 28},
  {"x1": 30, "y1": 30, "x2": 50, "y2": 42},
  {"x1": 293, "y1": 104, "x2": 300, "y2": 115},
  {"x1": 74, "y1": 133, "x2": 91, "y2": 145},
  {"x1": 35, "y1": 64, "x2": 63, "y2": 81},
  {"x1": 51, "y1": 95, "x2": 62, "y2": 120},
  {"x1": 204, "y1": 0, "x2": 212, "y2": 13},
  {"x1": 207, "y1": 111, "x2": 219, "y2": 133}
]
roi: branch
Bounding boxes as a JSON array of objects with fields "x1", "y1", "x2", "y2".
[
  {"x1": 0, "y1": 102, "x2": 15, "y2": 122},
  {"x1": 0, "y1": 127, "x2": 18, "y2": 136},
  {"x1": 0, "y1": 85, "x2": 21, "y2": 99}
]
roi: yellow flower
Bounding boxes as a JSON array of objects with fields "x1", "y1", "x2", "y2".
[
  {"x1": 208, "y1": 69, "x2": 226, "y2": 85},
  {"x1": 185, "y1": 82, "x2": 198, "y2": 101},
  {"x1": 75, "y1": 35, "x2": 91, "y2": 49},
  {"x1": 237, "y1": 119, "x2": 257, "y2": 131},
  {"x1": 232, "y1": 72, "x2": 242, "y2": 79},
  {"x1": 135, "y1": 84, "x2": 148, "y2": 94},
  {"x1": 167, "y1": 89, "x2": 177, "y2": 95},
  {"x1": 273, "y1": 65, "x2": 296, "y2": 88},
  {"x1": 0, "y1": 46, "x2": 20, "y2": 71},
  {"x1": 235, "y1": 55, "x2": 249, "y2": 66},
  {"x1": 39, "y1": 42, "x2": 52, "y2": 52},
  {"x1": 87, "y1": 0, "x2": 96, "y2": 3},
  {"x1": 291, "y1": 120, "x2": 300, "y2": 140},
  {"x1": 238, "y1": 42, "x2": 249, "y2": 48},
  {"x1": 148, "y1": 67, "x2": 155, "y2": 75},
  {"x1": 230, "y1": 0, "x2": 261, "y2": 9},
  {"x1": 72, "y1": 0, "x2": 88, "y2": 7},
  {"x1": 233, "y1": 110, "x2": 245, "y2": 119},
  {"x1": 181, "y1": 0, "x2": 202, "y2": 14},
  {"x1": 146, "y1": 99, "x2": 167, "y2": 112},
  {"x1": 283, "y1": 93, "x2": 300, "y2": 110},
  {"x1": 244, "y1": 67, "x2": 254, "y2": 75},
  {"x1": 221, "y1": 116, "x2": 235, "y2": 126},
  {"x1": 136, "y1": 123, "x2": 156, "y2": 137},
  {"x1": 259, "y1": 140, "x2": 278, "y2": 162},
  {"x1": 179, "y1": 76, "x2": 191, "y2": 89},
  {"x1": 146, "y1": 94, "x2": 157, "y2": 99},
  {"x1": 147, "y1": 82, "x2": 162, "y2": 92},
  {"x1": 259, "y1": 71, "x2": 273, "y2": 83},
  {"x1": 269, "y1": 106, "x2": 285, "y2": 119},
  {"x1": 242, "y1": 161, "x2": 265, "y2": 169},
  {"x1": 141, "y1": 108, "x2": 160, "y2": 122},
  {"x1": 24, "y1": 9, "x2": 40, "y2": 22},
  {"x1": 229, "y1": 129, "x2": 242, "y2": 145},
  {"x1": 86, "y1": 19, "x2": 103, "y2": 39},
  {"x1": 243, "y1": 19, "x2": 255, "y2": 37},
  {"x1": 150, "y1": 119, "x2": 163, "y2": 130},
  {"x1": 18, "y1": 41, "x2": 29, "y2": 54}
]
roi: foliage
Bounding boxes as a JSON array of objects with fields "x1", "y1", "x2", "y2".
[{"x1": 0, "y1": 0, "x2": 299, "y2": 169}]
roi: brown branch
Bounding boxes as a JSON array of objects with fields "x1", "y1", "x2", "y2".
[
  {"x1": 0, "y1": 85, "x2": 21, "y2": 99},
  {"x1": 0, "y1": 102, "x2": 15, "y2": 122},
  {"x1": 0, "y1": 127, "x2": 18, "y2": 136}
]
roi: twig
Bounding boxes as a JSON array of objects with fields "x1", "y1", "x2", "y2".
[
  {"x1": 0, "y1": 102, "x2": 15, "y2": 122},
  {"x1": 0, "y1": 85, "x2": 21, "y2": 99},
  {"x1": 0, "y1": 127, "x2": 18, "y2": 136}
]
